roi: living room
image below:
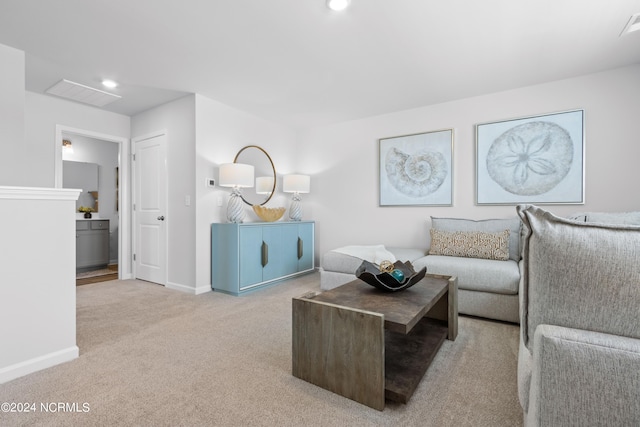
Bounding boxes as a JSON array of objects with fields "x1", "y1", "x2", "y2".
[{"x1": 1, "y1": 1, "x2": 639, "y2": 426}]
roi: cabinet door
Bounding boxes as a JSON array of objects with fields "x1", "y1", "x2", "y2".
[
  {"x1": 262, "y1": 226, "x2": 284, "y2": 282},
  {"x1": 239, "y1": 226, "x2": 264, "y2": 288},
  {"x1": 297, "y1": 223, "x2": 314, "y2": 271},
  {"x1": 77, "y1": 230, "x2": 109, "y2": 268},
  {"x1": 280, "y1": 224, "x2": 300, "y2": 277},
  {"x1": 211, "y1": 223, "x2": 240, "y2": 293},
  {"x1": 76, "y1": 231, "x2": 93, "y2": 268},
  {"x1": 96, "y1": 229, "x2": 109, "y2": 265}
]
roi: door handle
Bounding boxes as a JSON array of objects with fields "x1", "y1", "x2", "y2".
[
  {"x1": 297, "y1": 237, "x2": 303, "y2": 260},
  {"x1": 157, "y1": 216, "x2": 165, "y2": 221},
  {"x1": 261, "y1": 241, "x2": 269, "y2": 267}
]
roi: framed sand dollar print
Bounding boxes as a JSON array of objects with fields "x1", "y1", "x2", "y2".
[
  {"x1": 476, "y1": 110, "x2": 584, "y2": 205},
  {"x1": 379, "y1": 129, "x2": 453, "y2": 206}
]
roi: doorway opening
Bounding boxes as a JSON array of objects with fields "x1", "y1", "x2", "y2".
[{"x1": 54, "y1": 125, "x2": 131, "y2": 281}]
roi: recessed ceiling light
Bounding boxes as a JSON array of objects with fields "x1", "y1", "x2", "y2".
[
  {"x1": 621, "y1": 13, "x2": 640, "y2": 36},
  {"x1": 101, "y1": 79, "x2": 118, "y2": 89},
  {"x1": 327, "y1": 0, "x2": 350, "y2": 12}
]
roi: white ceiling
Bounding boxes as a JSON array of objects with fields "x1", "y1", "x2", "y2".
[{"x1": 1, "y1": 0, "x2": 639, "y2": 129}]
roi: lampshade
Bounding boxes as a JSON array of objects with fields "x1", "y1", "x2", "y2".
[
  {"x1": 283, "y1": 174, "x2": 310, "y2": 194},
  {"x1": 255, "y1": 176, "x2": 275, "y2": 194},
  {"x1": 218, "y1": 163, "x2": 254, "y2": 188}
]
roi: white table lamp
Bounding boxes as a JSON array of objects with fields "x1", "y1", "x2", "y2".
[
  {"x1": 255, "y1": 176, "x2": 275, "y2": 195},
  {"x1": 219, "y1": 163, "x2": 254, "y2": 223},
  {"x1": 283, "y1": 174, "x2": 310, "y2": 221}
]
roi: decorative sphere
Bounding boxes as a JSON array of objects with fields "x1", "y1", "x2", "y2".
[
  {"x1": 379, "y1": 260, "x2": 394, "y2": 273},
  {"x1": 390, "y1": 269, "x2": 405, "y2": 283}
]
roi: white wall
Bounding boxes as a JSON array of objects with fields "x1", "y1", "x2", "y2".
[
  {"x1": 131, "y1": 94, "x2": 298, "y2": 294},
  {"x1": 194, "y1": 94, "x2": 298, "y2": 293},
  {"x1": 0, "y1": 43, "x2": 132, "y2": 383},
  {"x1": 24, "y1": 91, "x2": 130, "y2": 188},
  {"x1": 299, "y1": 64, "x2": 640, "y2": 261},
  {"x1": 24, "y1": 92, "x2": 131, "y2": 275},
  {"x1": 0, "y1": 187, "x2": 81, "y2": 384},
  {"x1": 131, "y1": 95, "x2": 197, "y2": 292},
  {"x1": 0, "y1": 44, "x2": 25, "y2": 186}
]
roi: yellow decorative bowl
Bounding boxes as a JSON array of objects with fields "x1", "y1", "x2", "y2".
[{"x1": 252, "y1": 205, "x2": 285, "y2": 222}]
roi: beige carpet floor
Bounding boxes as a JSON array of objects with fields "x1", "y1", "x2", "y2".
[{"x1": 0, "y1": 273, "x2": 522, "y2": 426}]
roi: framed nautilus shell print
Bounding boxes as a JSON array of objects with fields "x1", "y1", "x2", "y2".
[
  {"x1": 476, "y1": 109, "x2": 584, "y2": 205},
  {"x1": 379, "y1": 129, "x2": 453, "y2": 206}
]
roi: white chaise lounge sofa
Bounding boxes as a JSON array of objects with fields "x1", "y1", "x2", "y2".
[{"x1": 320, "y1": 216, "x2": 523, "y2": 324}]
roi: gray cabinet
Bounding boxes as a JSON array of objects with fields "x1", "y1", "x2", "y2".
[{"x1": 76, "y1": 220, "x2": 109, "y2": 270}]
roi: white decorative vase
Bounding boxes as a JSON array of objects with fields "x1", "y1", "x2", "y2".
[
  {"x1": 227, "y1": 188, "x2": 245, "y2": 223},
  {"x1": 288, "y1": 193, "x2": 302, "y2": 221}
]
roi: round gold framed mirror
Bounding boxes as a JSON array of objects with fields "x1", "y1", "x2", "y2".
[{"x1": 234, "y1": 145, "x2": 276, "y2": 206}]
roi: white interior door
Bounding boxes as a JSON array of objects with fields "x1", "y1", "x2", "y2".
[{"x1": 134, "y1": 132, "x2": 167, "y2": 285}]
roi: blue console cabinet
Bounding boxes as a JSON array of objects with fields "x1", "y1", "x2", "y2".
[{"x1": 211, "y1": 221, "x2": 315, "y2": 295}]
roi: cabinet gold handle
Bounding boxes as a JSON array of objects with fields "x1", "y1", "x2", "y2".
[
  {"x1": 297, "y1": 237, "x2": 303, "y2": 260},
  {"x1": 262, "y1": 241, "x2": 269, "y2": 267}
]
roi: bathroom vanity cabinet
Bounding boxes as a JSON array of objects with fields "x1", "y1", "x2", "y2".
[{"x1": 76, "y1": 219, "x2": 109, "y2": 270}]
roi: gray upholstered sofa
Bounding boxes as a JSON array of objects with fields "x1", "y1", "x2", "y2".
[
  {"x1": 320, "y1": 216, "x2": 523, "y2": 323},
  {"x1": 516, "y1": 205, "x2": 640, "y2": 426}
]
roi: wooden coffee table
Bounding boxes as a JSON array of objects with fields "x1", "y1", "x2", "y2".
[{"x1": 292, "y1": 274, "x2": 457, "y2": 410}]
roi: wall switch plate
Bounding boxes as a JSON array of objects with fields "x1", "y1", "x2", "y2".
[
  {"x1": 185, "y1": 195, "x2": 191, "y2": 206},
  {"x1": 217, "y1": 196, "x2": 223, "y2": 207},
  {"x1": 207, "y1": 178, "x2": 215, "y2": 187}
]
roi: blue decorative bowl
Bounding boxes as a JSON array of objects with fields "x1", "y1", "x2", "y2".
[{"x1": 355, "y1": 260, "x2": 427, "y2": 292}]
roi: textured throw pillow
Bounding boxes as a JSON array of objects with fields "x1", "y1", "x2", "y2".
[
  {"x1": 430, "y1": 217, "x2": 522, "y2": 261},
  {"x1": 429, "y1": 228, "x2": 510, "y2": 261}
]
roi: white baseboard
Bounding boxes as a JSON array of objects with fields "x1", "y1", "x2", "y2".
[
  {"x1": 0, "y1": 346, "x2": 79, "y2": 384},
  {"x1": 165, "y1": 281, "x2": 192, "y2": 293},
  {"x1": 166, "y1": 281, "x2": 212, "y2": 295},
  {"x1": 194, "y1": 285, "x2": 212, "y2": 295}
]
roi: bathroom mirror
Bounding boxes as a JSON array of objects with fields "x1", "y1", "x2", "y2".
[
  {"x1": 234, "y1": 145, "x2": 276, "y2": 206},
  {"x1": 63, "y1": 160, "x2": 100, "y2": 212}
]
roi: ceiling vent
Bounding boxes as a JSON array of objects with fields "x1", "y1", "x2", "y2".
[{"x1": 45, "y1": 79, "x2": 121, "y2": 107}]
